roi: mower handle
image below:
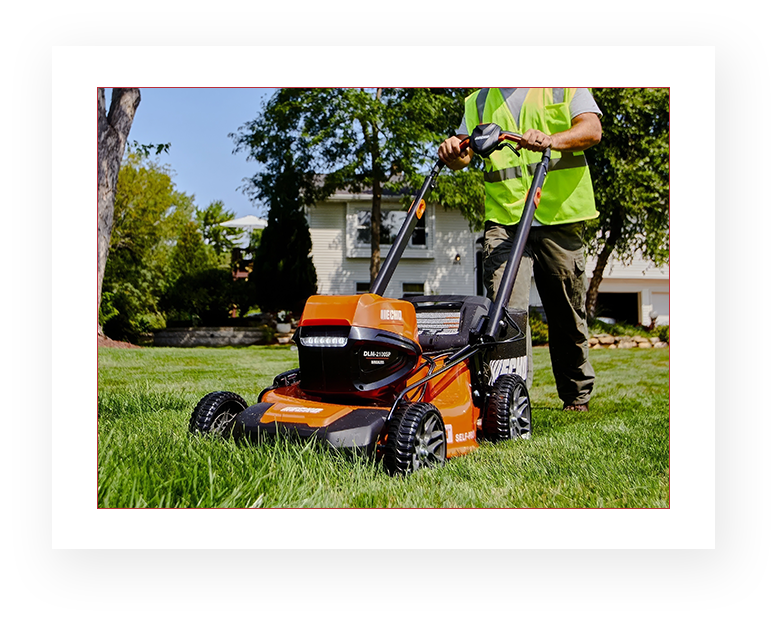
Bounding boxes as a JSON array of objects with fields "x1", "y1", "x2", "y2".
[
  {"x1": 371, "y1": 124, "x2": 546, "y2": 298},
  {"x1": 455, "y1": 123, "x2": 527, "y2": 160},
  {"x1": 456, "y1": 130, "x2": 523, "y2": 150}
]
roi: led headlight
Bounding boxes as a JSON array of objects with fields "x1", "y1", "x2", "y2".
[{"x1": 299, "y1": 335, "x2": 348, "y2": 348}]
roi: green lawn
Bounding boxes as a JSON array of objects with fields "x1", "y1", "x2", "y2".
[{"x1": 98, "y1": 344, "x2": 669, "y2": 508}]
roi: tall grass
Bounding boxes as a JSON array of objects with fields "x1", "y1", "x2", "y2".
[{"x1": 98, "y1": 345, "x2": 669, "y2": 508}]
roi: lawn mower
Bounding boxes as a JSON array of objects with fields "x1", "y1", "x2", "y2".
[{"x1": 190, "y1": 123, "x2": 551, "y2": 475}]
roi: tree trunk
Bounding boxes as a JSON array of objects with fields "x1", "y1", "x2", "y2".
[
  {"x1": 368, "y1": 88, "x2": 384, "y2": 285},
  {"x1": 369, "y1": 178, "x2": 383, "y2": 283},
  {"x1": 97, "y1": 88, "x2": 140, "y2": 334},
  {"x1": 585, "y1": 235, "x2": 618, "y2": 323}
]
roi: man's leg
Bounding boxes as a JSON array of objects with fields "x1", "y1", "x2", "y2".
[{"x1": 529, "y1": 223, "x2": 595, "y2": 407}]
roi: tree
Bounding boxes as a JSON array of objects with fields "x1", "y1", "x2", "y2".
[
  {"x1": 170, "y1": 220, "x2": 217, "y2": 279},
  {"x1": 249, "y1": 156, "x2": 318, "y2": 316},
  {"x1": 161, "y1": 268, "x2": 235, "y2": 327},
  {"x1": 585, "y1": 88, "x2": 670, "y2": 322},
  {"x1": 98, "y1": 87, "x2": 140, "y2": 333},
  {"x1": 196, "y1": 200, "x2": 241, "y2": 257},
  {"x1": 111, "y1": 152, "x2": 194, "y2": 260},
  {"x1": 162, "y1": 221, "x2": 247, "y2": 327},
  {"x1": 232, "y1": 88, "x2": 475, "y2": 283},
  {"x1": 100, "y1": 153, "x2": 196, "y2": 341}
]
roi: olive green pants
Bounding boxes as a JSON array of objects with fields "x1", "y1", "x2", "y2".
[{"x1": 483, "y1": 221, "x2": 595, "y2": 406}]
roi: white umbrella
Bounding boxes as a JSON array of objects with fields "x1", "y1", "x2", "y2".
[
  {"x1": 220, "y1": 215, "x2": 268, "y2": 229},
  {"x1": 220, "y1": 215, "x2": 268, "y2": 249}
]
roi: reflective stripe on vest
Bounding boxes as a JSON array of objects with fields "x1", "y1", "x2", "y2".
[{"x1": 483, "y1": 152, "x2": 588, "y2": 183}]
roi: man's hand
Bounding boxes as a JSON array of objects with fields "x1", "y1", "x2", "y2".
[
  {"x1": 438, "y1": 135, "x2": 472, "y2": 170},
  {"x1": 516, "y1": 129, "x2": 553, "y2": 153},
  {"x1": 520, "y1": 113, "x2": 602, "y2": 153}
]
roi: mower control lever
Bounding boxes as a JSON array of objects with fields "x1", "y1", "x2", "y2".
[{"x1": 499, "y1": 142, "x2": 521, "y2": 157}]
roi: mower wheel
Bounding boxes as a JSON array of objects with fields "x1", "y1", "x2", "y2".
[
  {"x1": 383, "y1": 402, "x2": 446, "y2": 475},
  {"x1": 189, "y1": 391, "x2": 248, "y2": 437},
  {"x1": 484, "y1": 374, "x2": 531, "y2": 442}
]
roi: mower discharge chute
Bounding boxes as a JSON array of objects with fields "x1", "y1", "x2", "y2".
[{"x1": 190, "y1": 123, "x2": 551, "y2": 475}]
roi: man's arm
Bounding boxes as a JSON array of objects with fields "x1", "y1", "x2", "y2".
[
  {"x1": 438, "y1": 111, "x2": 601, "y2": 167},
  {"x1": 516, "y1": 112, "x2": 602, "y2": 153}
]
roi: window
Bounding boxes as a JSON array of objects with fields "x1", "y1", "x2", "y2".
[
  {"x1": 402, "y1": 282, "x2": 425, "y2": 297},
  {"x1": 356, "y1": 282, "x2": 370, "y2": 294},
  {"x1": 355, "y1": 209, "x2": 427, "y2": 248},
  {"x1": 346, "y1": 204, "x2": 435, "y2": 261}
]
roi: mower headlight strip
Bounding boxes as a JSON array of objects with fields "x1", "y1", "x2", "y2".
[{"x1": 299, "y1": 335, "x2": 348, "y2": 348}]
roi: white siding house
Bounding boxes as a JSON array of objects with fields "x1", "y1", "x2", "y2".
[
  {"x1": 308, "y1": 191, "x2": 479, "y2": 301},
  {"x1": 586, "y1": 255, "x2": 670, "y2": 326},
  {"x1": 306, "y1": 191, "x2": 669, "y2": 327}
]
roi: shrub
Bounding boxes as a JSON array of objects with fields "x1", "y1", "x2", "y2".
[
  {"x1": 161, "y1": 268, "x2": 234, "y2": 327},
  {"x1": 588, "y1": 319, "x2": 669, "y2": 343},
  {"x1": 100, "y1": 283, "x2": 166, "y2": 343},
  {"x1": 652, "y1": 324, "x2": 669, "y2": 343},
  {"x1": 590, "y1": 318, "x2": 618, "y2": 336},
  {"x1": 529, "y1": 309, "x2": 549, "y2": 346}
]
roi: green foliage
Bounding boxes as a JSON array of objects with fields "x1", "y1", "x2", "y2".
[
  {"x1": 587, "y1": 88, "x2": 670, "y2": 265},
  {"x1": 250, "y1": 160, "x2": 318, "y2": 316},
  {"x1": 651, "y1": 324, "x2": 669, "y2": 343},
  {"x1": 128, "y1": 139, "x2": 171, "y2": 158},
  {"x1": 196, "y1": 200, "x2": 241, "y2": 257},
  {"x1": 101, "y1": 154, "x2": 197, "y2": 342},
  {"x1": 231, "y1": 88, "x2": 481, "y2": 271},
  {"x1": 162, "y1": 219, "x2": 253, "y2": 325},
  {"x1": 589, "y1": 318, "x2": 670, "y2": 342},
  {"x1": 111, "y1": 153, "x2": 194, "y2": 253},
  {"x1": 101, "y1": 153, "x2": 247, "y2": 341},
  {"x1": 422, "y1": 165, "x2": 486, "y2": 231},
  {"x1": 234, "y1": 88, "x2": 467, "y2": 195},
  {"x1": 100, "y1": 282, "x2": 167, "y2": 340},
  {"x1": 590, "y1": 318, "x2": 627, "y2": 335},
  {"x1": 529, "y1": 309, "x2": 549, "y2": 345},
  {"x1": 161, "y1": 267, "x2": 234, "y2": 326},
  {"x1": 169, "y1": 220, "x2": 218, "y2": 279}
]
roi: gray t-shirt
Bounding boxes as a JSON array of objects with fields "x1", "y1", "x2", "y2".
[{"x1": 456, "y1": 88, "x2": 602, "y2": 225}]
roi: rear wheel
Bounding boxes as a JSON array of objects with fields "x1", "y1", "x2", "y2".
[
  {"x1": 189, "y1": 391, "x2": 248, "y2": 437},
  {"x1": 484, "y1": 374, "x2": 531, "y2": 441},
  {"x1": 383, "y1": 403, "x2": 446, "y2": 475}
]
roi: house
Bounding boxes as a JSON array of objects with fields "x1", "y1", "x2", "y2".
[
  {"x1": 586, "y1": 255, "x2": 669, "y2": 327},
  {"x1": 306, "y1": 190, "x2": 669, "y2": 327},
  {"x1": 307, "y1": 189, "x2": 478, "y2": 300}
]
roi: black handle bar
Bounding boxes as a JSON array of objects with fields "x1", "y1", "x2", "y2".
[{"x1": 370, "y1": 123, "x2": 545, "y2": 298}]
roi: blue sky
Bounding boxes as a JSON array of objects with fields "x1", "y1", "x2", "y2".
[{"x1": 113, "y1": 88, "x2": 276, "y2": 219}]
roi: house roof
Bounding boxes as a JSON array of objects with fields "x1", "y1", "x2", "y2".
[{"x1": 313, "y1": 173, "x2": 410, "y2": 202}]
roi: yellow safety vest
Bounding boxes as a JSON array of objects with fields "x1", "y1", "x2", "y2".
[{"x1": 464, "y1": 88, "x2": 599, "y2": 226}]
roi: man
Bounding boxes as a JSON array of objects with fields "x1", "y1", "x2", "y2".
[{"x1": 438, "y1": 88, "x2": 602, "y2": 411}]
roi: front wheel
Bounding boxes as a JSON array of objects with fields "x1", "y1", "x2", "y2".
[
  {"x1": 189, "y1": 391, "x2": 248, "y2": 437},
  {"x1": 483, "y1": 374, "x2": 531, "y2": 442},
  {"x1": 383, "y1": 403, "x2": 446, "y2": 476}
]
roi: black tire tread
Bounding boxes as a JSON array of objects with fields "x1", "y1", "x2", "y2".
[
  {"x1": 484, "y1": 374, "x2": 531, "y2": 442},
  {"x1": 189, "y1": 391, "x2": 248, "y2": 435},
  {"x1": 383, "y1": 402, "x2": 445, "y2": 476}
]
